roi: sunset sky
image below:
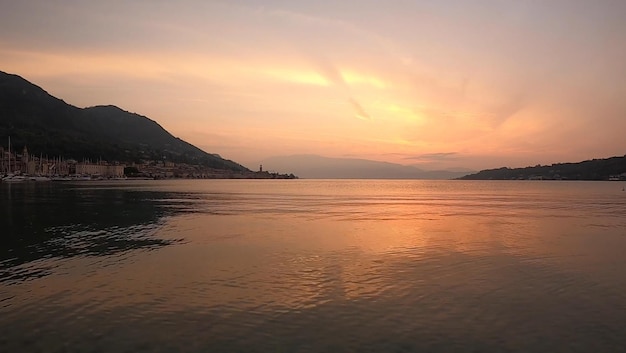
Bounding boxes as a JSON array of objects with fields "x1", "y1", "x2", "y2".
[{"x1": 1, "y1": 0, "x2": 625, "y2": 171}]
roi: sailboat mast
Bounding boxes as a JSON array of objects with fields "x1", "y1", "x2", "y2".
[{"x1": 8, "y1": 136, "x2": 11, "y2": 174}]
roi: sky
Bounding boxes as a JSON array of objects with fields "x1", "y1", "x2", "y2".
[{"x1": 1, "y1": 0, "x2": 625, "y2": 171}]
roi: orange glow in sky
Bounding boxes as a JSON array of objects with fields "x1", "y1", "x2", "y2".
[{"x1": 1, "y1": 0, "x2": 625, "y2": 171}]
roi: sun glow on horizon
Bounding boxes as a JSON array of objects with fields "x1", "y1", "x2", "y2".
[
  {"x1": 259, "y1": 68, "x2": 331, "y2": 86},
  {"x1": 1, "y1": 0, "x2": 625, "y2": 170}
]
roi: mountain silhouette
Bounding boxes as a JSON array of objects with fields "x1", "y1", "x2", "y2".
[
  {"x1": 459, "y1": 156, "x2": 626, "y2": 180},
  {"x1": 0, "y1": 71, "x2": 248, "y2": 172},
  {"x1": 261, "y1": 154, "x2": 473, "y2": 179}
]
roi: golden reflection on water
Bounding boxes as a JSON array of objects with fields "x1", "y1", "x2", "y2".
[
  {"x1": 97, "y1": 196, "x2": 621, "y2": 313},
  {"x1": 19, "y1": 194, "x2": 622, "y2": 311},
  {"x1": 3, "y1": 180, "x2": 626, "y2": 352}
]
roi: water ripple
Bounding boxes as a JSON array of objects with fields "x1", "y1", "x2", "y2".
[{"x1": 2, "y1": 180, "x2": 626, "y2": 352}]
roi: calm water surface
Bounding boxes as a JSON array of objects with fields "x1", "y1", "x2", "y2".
[{"x1": 1, "y1": 180, "x2": 626, "y2": 352}]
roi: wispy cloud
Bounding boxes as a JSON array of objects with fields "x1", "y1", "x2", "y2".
[
  {"x1": 403, "y1": 152, "x2": 460, "y2": 161},
  {"x1": 311, "y1": 55, "x2": 347, "y2": 88},
  {"x1": 349, "y1": 97, "x2": 371, "y2": 120},
  {"x1": 488, "y1": 91, "x2": 529, "y2": 127}
]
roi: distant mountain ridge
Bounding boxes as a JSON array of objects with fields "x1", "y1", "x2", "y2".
[
  {"x1": 459, "y1": 156, "x2": 626, "y2": 180},
  {"x1": 261, "y1": 154, "x2": 473, "y2": 179},
  {"x1": 0, "y1": 71, "x2": 248, "y2": 172}
]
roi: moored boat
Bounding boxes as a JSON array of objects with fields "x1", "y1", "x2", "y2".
[
  {"x1": 2, "y1": 174, "x2": 27, "y2": 182},
  {"x1": 29, "y1": 175, "x2": 51, "y2": 182}
]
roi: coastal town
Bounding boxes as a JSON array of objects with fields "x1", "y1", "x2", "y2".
[{"x1": 1, "y1": 142, "x2": 296, "y2": 182}]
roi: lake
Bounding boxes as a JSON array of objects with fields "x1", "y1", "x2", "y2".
[{"x1": 1, "y1": 180, "x2": 626, "y2": 352}]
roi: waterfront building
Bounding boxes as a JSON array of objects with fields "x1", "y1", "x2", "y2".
[
  {"x1": 1, "y1": 140, "x2": 126, "y2": 178},
  {"x1": 75, "y1": 161, "x2": 125, "y2": 178}
]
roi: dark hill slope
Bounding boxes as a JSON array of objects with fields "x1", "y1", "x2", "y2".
[
  {"x1": 459, "y1": 156, "x2": 626, "y2": 180},
  {"x1": 0, "y1": 71, "x2": 248, "y2": 171}
]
